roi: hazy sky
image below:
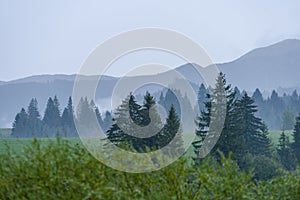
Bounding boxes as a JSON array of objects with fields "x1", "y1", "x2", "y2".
[{"x1": 1, "y1": 0, "x2": 300, "y2": 81}]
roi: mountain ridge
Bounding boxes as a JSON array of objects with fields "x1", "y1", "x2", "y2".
[{"x1": 1, "y1": 38, "x2": 300, "y2": 127}]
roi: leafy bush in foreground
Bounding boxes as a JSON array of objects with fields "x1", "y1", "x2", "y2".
[{"x1": 0, "y1": 138, "x2": 300, "y2": 199}]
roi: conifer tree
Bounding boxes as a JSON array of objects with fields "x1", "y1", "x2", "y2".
[
  {"x1": 27, "y1": 98, "x2": 43, "y2": 137},
  {"x1": 75, "y1": 97, "x2": 98, "y2": 136},
  {"x1": 61, "y1": 97, "x2": 76, "y2": 137},
  {"x1": 277, "y1": 131, "x2": 296, "y2": 170},
  {"x1": 12, "y1": 108, "x2": 29, "y2": 137},
  {"x1": 236, "y1": 93, "x2": 271, "y2": 157},
  {"x1": 161, "y1": 104, "x2": 184, "y2": 157},
  {"x1": 106, "y1": 94, "x2": 137, "y2": 149},
  {"x1": 43, "y1": 96, "x2": 62, "y2": 136},
  {"x1": 193, "y1": 73, "x2": 246, "y2": 164},
  {"x1": 292, "y1": 113, "x2": 300, "y2": 165}
]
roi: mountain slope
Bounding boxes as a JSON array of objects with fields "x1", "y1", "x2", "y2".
[
  {"x1": 219, "y1": 39, "x2": 300, "y2": 91},
  {"x1": 1, "y1": 39, "x2": 300, "y2": 128}
]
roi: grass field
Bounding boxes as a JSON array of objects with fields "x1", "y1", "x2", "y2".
[
  {"x1": 0, "y1": 137, "x2": 83, "y2": 155},
  {"x1": 0, "y1": 130, "x2": 294, "y2": 156}
]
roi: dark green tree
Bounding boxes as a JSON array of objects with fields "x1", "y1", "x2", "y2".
[
  {"x1": 61, "y1": 97, "x2": 77, "y2": 137},
  {"x1": 12, "y1": 108, "x2": 29, "y2": 137},
  {"x1": 43, "y1": 96, "x2": 62, "y2": 137},
  {"x1": 292, "y1": 113, "x2": 300, "y2": 165},
  {"x1": 277, "y1": 131, "x2": 296, "y2": 170},
  {"x1": 27, "y1": 98, "x2": 43, "y2": 137},
  {"x1": 193, "y1": 73, "x2": 245, "y2": 164},
  {"x1": 106, "y1": 94, "x2": 138, "y2": 149},
  {"x1": 161, "y1": 104, "x2": 184, "y2": 157},
  {"x1": 236, "y1": 93, "x2": 271, "y2": 157}
]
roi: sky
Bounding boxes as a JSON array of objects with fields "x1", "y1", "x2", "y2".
[{"x1": 0, "y1": 0, "x2": 300, "y2": 81}]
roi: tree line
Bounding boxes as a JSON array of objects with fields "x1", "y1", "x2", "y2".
[
  {"x1": 12, "y1": 96, "x2": 113, "y2": 138},
  {"x1": 198, "y1": 83, "x2": 300, "y2": 130}
]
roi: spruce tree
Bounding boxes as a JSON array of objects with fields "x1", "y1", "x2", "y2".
[
  {"x1": 106, "y1": 94, "x2": 138, "y2": 149},
  {"x1": 12, "y1": 108, "x2": 29, "y2": 137},
  {"x1": 292, "y1": 113, "x2": 300, "y2": 165},
  {"x1": 43, "y1": 97, "x2": 62, "y2": 137},
  {"x1": 161, "y1": 104, "x2": 184, "y2": 157},
  {"x1": 61, "y1": 97, "x2": 76, "y2": 137},
  {"x1": 76, "y1": 97, "x2": 98, "y2": 136},
  {"x1": 277, "y1": 131, "x2": 296, "y2": 170},
  {"x1": 236, "y1": 93, "x2": 271, "y2": 157},
  {"x1": 107, "y1": 93, "x2": 165, "y2": 152},
  {"x1": 139, "y1": 92, "x2": 164, "y2": 151},
  {"x1": 27, "y1": 98, "x2": 43, "y2": 137},
  {"x1": 193, "y1": 73, "x2": 246, "y2": 164}
]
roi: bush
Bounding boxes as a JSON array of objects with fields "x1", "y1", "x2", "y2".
[{"x1": 0, "y1": 138, "x2": 300, "y2": 199}]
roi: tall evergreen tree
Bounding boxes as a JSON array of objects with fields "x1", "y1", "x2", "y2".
[
  {"x1": 161, "y1": 104, "x2": 184, "y2": 157},
  {"x1": 106, "y1": 94, "x2": 138, "y2": 149},
  {"x1": 193, "y1": 73, "x2": 245, "y2": 163},
  {"x1": 61, "y1": 97, "x2": 76, "y2": 137},
  {"x1": 138, "y1": 92, "x2": 164, "y2": 151},
  {"x1": 236, "y1": 93, "x2": 271, "y2": 157},
  {"x1": 76, "y1": 97, "x2": 98, "y2": 136},
  {"x1": 277, "y1": 131, "x2": 296, "y2": 170},
  {"x1": 27, "y1": 98, "x2": 43, "y2": 137},
  {"x1": 43, "y1": 97, "x2": 62, "y2": 136},
  {"x1": 292, "y1": 113, "x2": 300, "y2": 165},
  {"x1": 12, "y1": 108, "x2": 29, "y2": 137}
]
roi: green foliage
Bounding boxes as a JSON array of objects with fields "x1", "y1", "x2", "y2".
[
  {"x1": 240, "y1": 153, "x2": 279, "y2": 181},
  {"x1": 1, "y1": 139, "x2": 300, "y2": 199}
]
